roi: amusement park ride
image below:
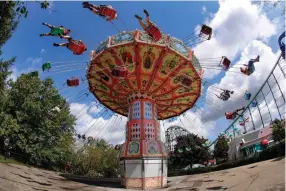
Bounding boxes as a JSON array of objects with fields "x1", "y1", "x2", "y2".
[{"x1": 36, "y1": 2, "x2": 285, "y2": 190}]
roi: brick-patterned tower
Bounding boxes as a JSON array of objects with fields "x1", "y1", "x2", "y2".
[{"x1": 119, "y1": 92, "x2": 167, "y2": 189}]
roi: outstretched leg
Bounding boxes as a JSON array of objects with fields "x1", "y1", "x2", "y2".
[
  {"x1": 53, "y1": 43, "x2": 68, "y2": 47},
  {"x1": 42, "y1": 22, "x2": 54, "y2": 29},
  {"x1": 82, "y1": 2, "x2": 100, "y2": 13},
  {"x1": 40, "y1": 33, "x2": 52, "y2": 37},
  {"x1": 234, "y1": 107, "x2": 245, "y2": 116},
  {"x1": 135, "y1": 15, "x2": 148, "y2": 30},
  {"x1": 143, "y1": 10, "x2": 153, "y2": 27}
]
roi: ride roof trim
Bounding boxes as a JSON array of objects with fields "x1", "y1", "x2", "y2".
[{"x1": 87, "y1": 30, "x2": 203, "y2": 120}]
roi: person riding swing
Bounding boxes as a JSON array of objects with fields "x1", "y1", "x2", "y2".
[
  {"x1": 225, "y1": 107, "x2": 245, "y2": 120},
  {"x1": 240, "y1": 55, "x2": 260, "y2": 76},
  {"x1": 82, "y1": 2, "x2": 118, "y2": 21},
  {"x1": 40, "y1": 22, "x2": 71, "y2": 37},
  {"x1": 135, "y1": 10, "x2": 162, "y2": 42},
  {"x1": 215, "y1": 89, "x2": 234, "y2": 101},
  {"x1": 53, "y1": 35, "x2": 87, "y2": 55}
]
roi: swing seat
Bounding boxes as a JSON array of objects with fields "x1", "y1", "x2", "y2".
[
  {"x1": 200, "y1": 24, "x2": 212, "y2": 40},
  {"x1": 251, "y1": 101, "x2": 257, "y2": 107},
  {"x1": 220, "y1": 57, "x2": 231, "y2": 70},
  {"x1": 278, "y1": 31, "x2": 285, "y2": 59},
  {"x1": 146, "y1": 25, "x2": 162, "y2": 42},
  {"x1": 244, "y1": 92, "x2": 251, "y2": 100},
  {"x1": 68, "y1": 40, "x2": 87, "y2": 55},
  {"x1": 225, "y1": 112, "x2": 234, "y2": 119},
  {"x1": 99, "y1": 6, "x2": 117, "y2": 20},
  {"x1": 111, "y1": 67, "x2": 128, "y2": 78},
  {"x1": 180, "y1": 76, "x2": 192, "y2": 88},
  {"x1": 31, "y1": 71, "x2": 39, "y2": 77},
  {"x1": 67, "y1": 78, "x2": 80, "y2": 86},
  {"x1": 42, "y1": 62, "x2": 51, "y2": 71}
]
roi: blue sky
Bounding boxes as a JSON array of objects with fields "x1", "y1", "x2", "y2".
[{"x1": 2, "y1": 1, "x2": 284, "y2": 144}]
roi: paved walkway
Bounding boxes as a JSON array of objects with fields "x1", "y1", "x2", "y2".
[{"x1": 0, "y1": 157, "x2": 284, "y2": 191}]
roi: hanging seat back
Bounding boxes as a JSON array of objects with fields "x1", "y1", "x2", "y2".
[
  {"x1": 111, "y1": 67, "x2": 128, "y2": 78},
  {"x1": 99, "y1": 6, "x2": 117, "y2": 19},
  {"x1": 200, "y1": 25, "x2": 212, "y2": 40},
  {"x1": 68, "y1": 40, "x2": 86, "y2": 55},
  {"x1": 244, "y1": 92, "x2": 251, "y2": 100},
  {"x1": 146, "y1": 25, "x2": 162, "y2": 42},
  {"x1": 180, "y1": 76, "x2": 192, "y2": 88},
  {"x1": 42, "y1": 62, "x2": 51, "y2": 71},
  {"x1": 31, "y1": 71, "x2": 39, "y2": 77},
  {"x1": 67, "y1": 78, "x2": 79, "y2": 86},
  {"x1": 220, "y1": 57, "x2": 231, "y2": 70}
]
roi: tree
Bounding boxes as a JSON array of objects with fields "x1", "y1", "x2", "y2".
[
  {"x1": 0, "y1": 73, "x2": 76, "y2": 168},
  {"x1": 272, "y1": 120, "x2": 285, "y2": 142},
  {"x1": 170, "y1": 133, "x2": 210, "y2": 169},
  {"x1": 71, "y1": 139, "x2": 120, "y2": 177},
  {"x1": 213, "y1": 135, "x2": 229, "y2": 162}
]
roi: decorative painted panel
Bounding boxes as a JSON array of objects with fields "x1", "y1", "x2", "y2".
[
  {"x1": 144, "y1": 123, "x2": 155, "y2": 140},
  {"x1": 144, "y1": 102, "x2": 152, "y2": 119},
  {"x1": 169, "y1": 37, "x2": 189, "y2": 57},
  {"x1": 128, "y1": 141, "x2": 140, "y2": 155},
  {"x1": 147, "y1": 141, "x2": 159, "y2": 154},
  {"x1": 110, "y1": 32, "x2": 134, "y2": 46},
  {"x1": 131, "y1": 123, "x2": 141, "y2": 141},
  {"x1": 96, "y1": 39, "x2": 109, "y2": 53},
  {"x1": 132, "y1": 101, "x2": 140, "y2": 119}
]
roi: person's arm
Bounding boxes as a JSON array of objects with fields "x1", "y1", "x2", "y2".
[{"x1": 215, "y1": 94, "x2": 220, "y2": 98}]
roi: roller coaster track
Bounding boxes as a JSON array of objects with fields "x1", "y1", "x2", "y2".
[{"x1": 210, "y1": 52, "x2": 286, "y2": 146}]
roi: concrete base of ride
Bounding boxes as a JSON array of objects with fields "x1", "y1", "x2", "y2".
[{"x1": 120, "y1": 158, "x2": 167, "y2": 189}]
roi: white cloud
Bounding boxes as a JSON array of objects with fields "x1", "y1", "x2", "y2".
[
  {"x1": 202, "y1": 40, "x2": 282, "y2": 128},
  {"x1": 202, "y1": 6, "x2": 207, "y2": 14},
  {"x1": 70, "y1": 102, "x2": 126, "y2": 145},
  {"x1": 194, "y1": 0, "x2": 277, "y2": 79},
  {"x1": 9, "y1": 57, "x2": 43, "y2": 81},
  {"x1": 40, "y1": 48, "x2": 46, "y2": 54}
]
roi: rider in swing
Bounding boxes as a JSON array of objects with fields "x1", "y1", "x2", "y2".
[
  {"x1": 82, "y1": 2, "x2": 118, "y2": 21},
  {"x1": 40, "y1": 22, "x2": 71, "y2": 37},
  {"x1": 215, "y1": 89, "x2": 234, "y2": 101},
  {"x1": 240, "y1": 55, "x2": 260, "y2": 76},
  {"x1": 135, "y1": 10, "x2": 162, "y2": 42},
  {"x1": 53, "y1": 35, "x2": 87, "y2": 55},
  {"x1": 225, "y1": 107, "x2": 245, "y2": 120}
]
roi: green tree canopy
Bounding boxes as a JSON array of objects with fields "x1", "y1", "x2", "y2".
[
  {"x1": 272, "y1": 119, "x2": 285, "y2": 143},
  {"x1": 170, "y1": 133, "x2": 210, "y2": 169},
  {"x1": 213, "y1": 135, "x2": 229, "y2": 161},
  {"x1": 0, "y1": 73, "x2": 76, "y2": 168},
  {"x1": 71, "y1": 138, "x2": 120, "y2": 177}
]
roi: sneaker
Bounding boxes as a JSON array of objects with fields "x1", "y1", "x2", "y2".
[
  {"x1": 143, "y1": 9, "x2": 149, "y2": 16},
  {"x1": 135, "y1": 15, "x2": 142, "y2": 20},
  {"x1": 82, "y1": 2, "x2": 89, "y2": 8},
  {"x1": 53, "y1": 43, "x2": 59, "y2": 47}
]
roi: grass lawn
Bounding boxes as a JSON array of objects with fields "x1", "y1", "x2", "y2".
[{"x1": 0, "y1": 154, "x2": 24, "y2": 165}]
